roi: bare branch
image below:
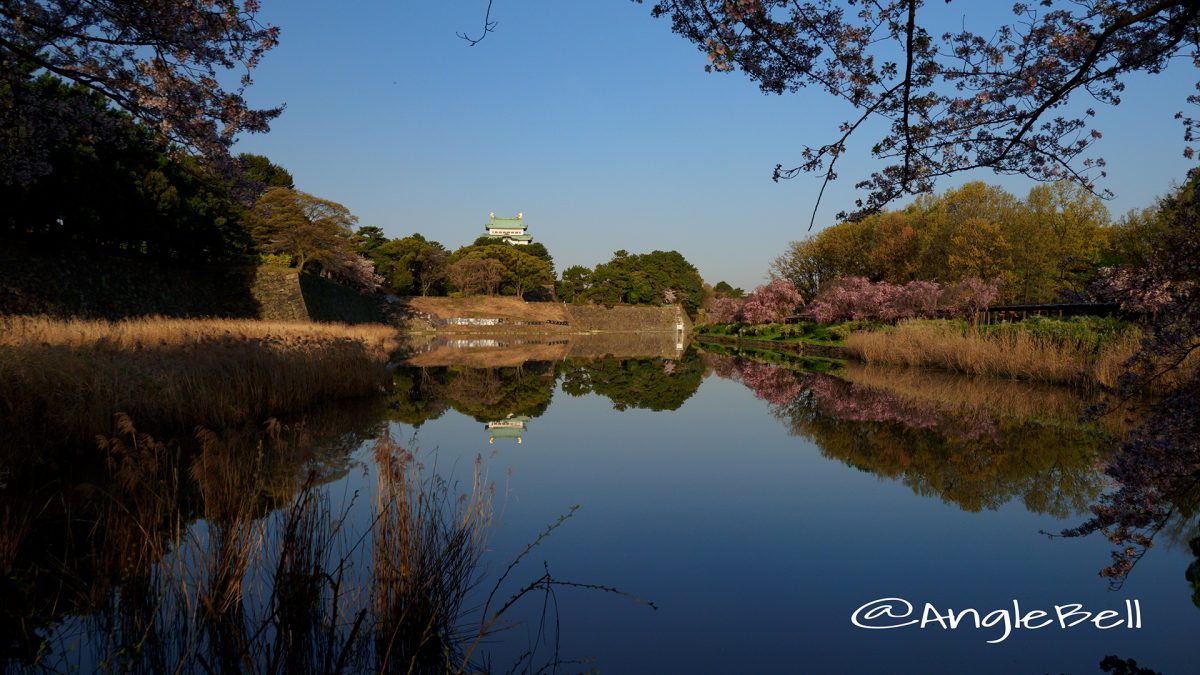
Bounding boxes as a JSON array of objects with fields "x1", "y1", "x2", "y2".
[{"x1": 458, "y1": 0, "x2": 498, "y2": 46}]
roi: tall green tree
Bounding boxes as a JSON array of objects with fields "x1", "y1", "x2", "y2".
[
  {"x1": 251, "y1": 187, "x2": 357, "y2": 273},
  {"x1": 579, "y1": 249, "x2": 705, "y2": 315},
  {"x1": 372, "y1": 234, "x2": 450, "y2": 296},
  {"x1": 450, "y1": 244, "x2": 553, "y2": 297},
  {"x1": 771, "y1": 180, "x2": 1111, "y2": 303},
  {"x1": 712, "y1": 281, "x2": 744, "y2": 298},
  {"x1": 240, "y1": 153, "x2": 295, "y2": 198},
  {"x1": 557, "y1": 265, "x2": 594, "y2": 303},
  {"x1": 352, "y1": 226, "x2": 389, "y2": 256}
]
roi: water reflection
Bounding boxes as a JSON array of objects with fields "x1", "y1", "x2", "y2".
[
  {"x1": 486, "y1": 414, "x2": 531, "y2": 443},
  {"x1": 702, "y1": 351, "x2": 1115, "y2": 518},
  {"x1": 390, "y1": 354, "x2": 706, "y2": 427},
  {"x1": 0, "y1": 400, "x2": 383, "y2": 667},
  {"x1": 0, "y1": 414, "x2": 590, "y2": 673},
  {"x1": 6, "y1": 343, "x2": 1197, "y2": 673},
  {"x1": 558, "y1": 356, "x2": 705, "y2": 411},
  {"x1": 388, "y1": 363, "x2": 555, "y2": 427},
  {"x1": 403, "y1": 331, "x2": 688, "y2": 368}
]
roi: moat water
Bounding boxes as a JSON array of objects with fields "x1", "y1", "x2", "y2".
[{"x1": 4, "y1": 345, "x2": 1197, "y2": 673}]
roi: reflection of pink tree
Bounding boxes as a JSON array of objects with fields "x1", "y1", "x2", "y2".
[
  {"x1": 704, "y1": 353, "x2": 997, "y2": 440},
  {"x1": 802, "y1": 375, "x2": 998, "y2": 442},
  {"x1": 737, "y1": 361, "x2": 806, "y2": 404}
]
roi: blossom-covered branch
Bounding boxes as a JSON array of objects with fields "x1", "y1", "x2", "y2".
[
  {"x1": 1, "y1": 0, "x2": 282, "y2": 184},
  {"x1": 645, "y1": 1, "x2": 1200, "y2": 218}
]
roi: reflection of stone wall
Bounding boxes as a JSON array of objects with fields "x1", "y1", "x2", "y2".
[
  {"x1": 402, "y1": 332, "x2": 689, "y2": 367},
  {"x1": 566, "y1": 331, "x2": 686, "y2": 359},
  {"x1": 401, "y1": 297, "x2": 692, "y2": 335},
  {"x1": 566, "y1": 305, "x2": 690, "y2": 333}
]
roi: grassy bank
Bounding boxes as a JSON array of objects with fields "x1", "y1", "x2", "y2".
[
  {"x1": 842, "y1": 317, "x2": 1138, "y2": 387},
  {"x1": 695, "y1": 320, "x2": 871, "y2": 346},
  {"x1": 0, "y1": 316, "x2": 400, "y2": 446}
]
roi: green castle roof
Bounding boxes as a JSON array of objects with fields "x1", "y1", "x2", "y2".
[
  {"x1": 487, "y1": 214, "x2": 527, "y2": 230},
  {"x1": 488, "y1": 427, "x2": 524, "y2": 439}
]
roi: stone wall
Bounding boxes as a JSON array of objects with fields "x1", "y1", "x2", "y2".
[
  {"x1": 0, "y1": 247, "x2": 384, "y2": 324},
  {"x1": 565, "y1": 304, "x2": 691, "y2": 333},
  {"x1": 250, "y1": 266, "x2": 309, "y2": 320}
]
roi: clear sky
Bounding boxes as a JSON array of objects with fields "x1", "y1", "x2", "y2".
[{"x1": 235, "y1": 1, "x2": 1198, "y2": 290}]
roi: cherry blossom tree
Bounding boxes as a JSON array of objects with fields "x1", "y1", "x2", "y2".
[
  {"x1": 803, "y1": 276, "x2": 1001, "y2": 323},
  {"x1": 1, "y1": 0, "x2": 281, "y2": 185},
  {"x1": 644, "y1": 1, "x2": 1200, "y2": 221},
  {"x1": 738, "y1": 279, "x2": 806, "y2": 323},
  {"x1": 334, "y1": 253, "x2": 385, "y2": 294},
  {"x1": 707, "y1": 296, "x2": 744, "y2": 323},
  {"x1": 1059, "y1": 170, "x2": 1200, "y2": 584}
]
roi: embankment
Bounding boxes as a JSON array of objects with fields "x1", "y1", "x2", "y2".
[
  {"x1": 401, "y1": 296, "x2": 691, "y2": 334},
  {"x1": 694, "y1": 334, "x2": 847, "y2": 360}
]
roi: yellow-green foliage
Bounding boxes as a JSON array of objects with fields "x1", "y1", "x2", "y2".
[
  {"x1": 0, "y1": 316, "x2": 400, "y2": 445},
  {"x1": 772, "y1": 180, "x2": 1114, "y2": 303}
]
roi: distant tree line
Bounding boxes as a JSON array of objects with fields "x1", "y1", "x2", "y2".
[
  {"x1": 352, "y1": 232, "x2": 555, "y2": 299},
  {"x1": 1, "y1": 69, "x2": 700, "y2": 308},
  {"x1": 1, "y1": 71, "x2": 386, "y2": 293},
  {"x1": 770, "y1": 181, "x2": 1150, "y2": 305}
]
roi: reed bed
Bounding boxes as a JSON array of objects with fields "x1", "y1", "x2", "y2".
[
  {"x1": 843, "y1": 320, "x2": 1140, "y2": 387},
  {"x1": 0, "y1": 315, "x2": 401, "y2": 445}
]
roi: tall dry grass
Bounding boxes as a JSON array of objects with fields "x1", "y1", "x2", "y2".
[
  {"x1": 371, "y1": 433, "x2": 493, "y2": 670},
  {"x1": 0, "y1": 316, "x2": 400, "y2": 446},
  {"x1": 843, "y1": 320, "x2": 1140, "y2": 387}
]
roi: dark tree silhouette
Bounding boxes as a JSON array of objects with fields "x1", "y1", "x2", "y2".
[{"x1": 1, "y1": 0, "x2": 282, "y2": 185}]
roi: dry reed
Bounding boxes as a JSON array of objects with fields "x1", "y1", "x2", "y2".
[
  {"x1": 843, "y1": 320, "x2": 1140, "y2": 387},
  {"x1": 0, "y1": 315, "x2": 400, "y2": 446},
  {"x1": 371, "y1": 433, "x2": 493, "y2": 671}
]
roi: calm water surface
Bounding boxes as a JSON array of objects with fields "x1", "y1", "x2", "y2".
[{"x1": 5, "y1": 345, "x2": 1198, "y2": 673}]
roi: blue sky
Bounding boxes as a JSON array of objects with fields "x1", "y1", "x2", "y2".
[{"x1": 235, "y1": 1, "x2": 1198, "y2": 289}]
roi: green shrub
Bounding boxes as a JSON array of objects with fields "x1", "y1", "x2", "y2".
[
  {"x1": 258, "y1": 253, "x2": 293, "y2": 267},
  {"x1": 988, "y1": 315, "x2": 1137, "y2": 347},
  {"x1": 826, "y1": 319, "x2": 883, "y2": 342}
]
